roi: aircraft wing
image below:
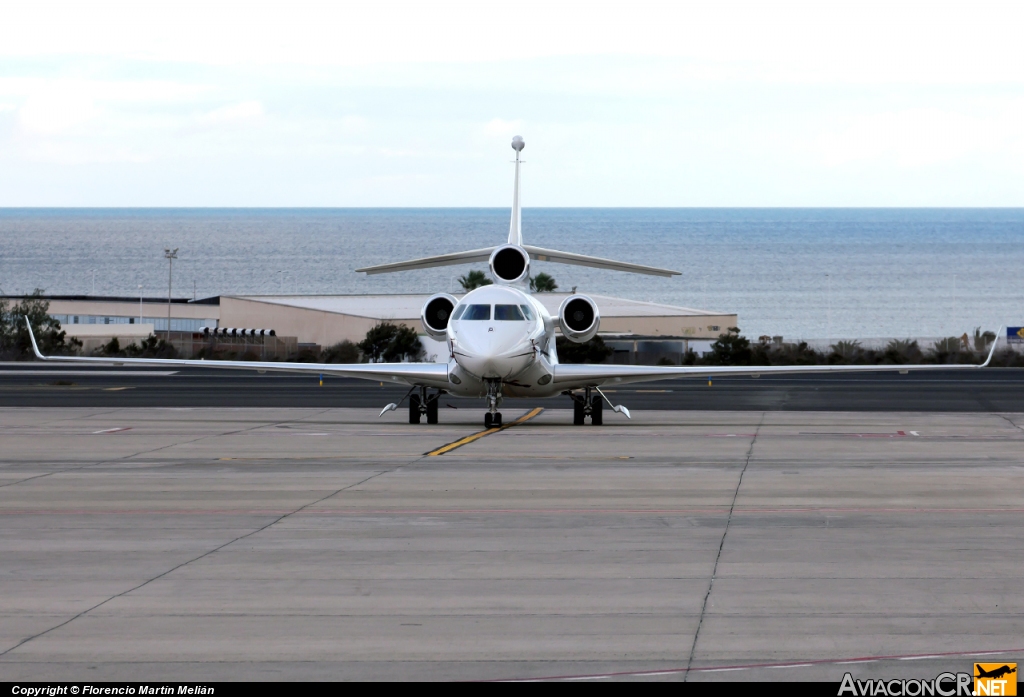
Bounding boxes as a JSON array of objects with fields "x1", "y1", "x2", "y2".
[
  {"x1": 24, "y1": 319, "x2": 450, "y2": 388},
  {"x1": 355, "y1": 247, "x2": 497, "y2": 275},
  {"x1": 522, "y1": 245, "x2": 680, "y2": 277},
  {"x1": 553, "y1": 333, "x2": 1002, "y2": 388}
]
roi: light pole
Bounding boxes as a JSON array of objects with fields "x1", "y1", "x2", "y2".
[
  {"x1": 164, "y1": 248, "x2": 178, "y2": 342},
  {"x1": 138, "y1": 285, "x2": 143, "y2": 324}
]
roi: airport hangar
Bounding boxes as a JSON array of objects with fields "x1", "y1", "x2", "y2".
[{"x1": 34, "y1": 293, "x2": 737, "y2": 363}]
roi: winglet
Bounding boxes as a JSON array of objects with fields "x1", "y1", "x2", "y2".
[
  {"x1": 979, "y1": 326, "x2": 1003, "y2": 368},
  {"x1": 24, "y1": 316, "x2": 47, "y2": 360}
]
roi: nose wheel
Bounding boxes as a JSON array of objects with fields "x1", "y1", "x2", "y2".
[{"x1": 484, "y1": 378, "x2": 504, "y2": 429}]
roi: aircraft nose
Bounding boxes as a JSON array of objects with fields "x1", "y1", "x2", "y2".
[{"x1": 455, "y1": 328, "x2": 533, "y2": 379}]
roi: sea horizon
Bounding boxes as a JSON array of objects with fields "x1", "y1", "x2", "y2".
[{"x1": 2, "y1": 207, "x2": 1022, "y2": 341}]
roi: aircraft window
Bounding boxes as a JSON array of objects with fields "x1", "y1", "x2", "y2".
[
  {"x1": 494, "y1": 304, "x2": 526, "y2": 321},
  {"x1": 519, "y1": 304, "x2": 535, "y2": 321},
  {"x1": 461, "y1": 304, "x2": 491, "y2": 320},
  {"x1": 452, "y1": 305, "x2": 467, "y2": 320}
]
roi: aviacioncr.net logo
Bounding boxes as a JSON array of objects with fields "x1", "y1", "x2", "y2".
[{"x1": 839, "y1": 672, "x2": 973, "y2": 696}]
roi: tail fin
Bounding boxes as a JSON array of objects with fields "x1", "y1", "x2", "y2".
[
  {"x1": 355, "y1": 135, "x2": 682, "y2": 278},
  {"x1": 508, "y1": 135, "x2": 525, "y2": 246}
]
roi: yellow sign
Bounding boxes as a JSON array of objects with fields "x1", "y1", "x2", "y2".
[{"x1": 975, "y1": 663, "x2": 1017, "y2": 696}]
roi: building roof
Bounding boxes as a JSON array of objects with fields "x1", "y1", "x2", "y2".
[{"x1": 227, "y1": 293, "x2": 723, "y2": 319}]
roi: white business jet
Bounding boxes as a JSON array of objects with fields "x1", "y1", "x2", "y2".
[{"x1": 26, "y1": 136, "x2": 1001, "y2": 428}]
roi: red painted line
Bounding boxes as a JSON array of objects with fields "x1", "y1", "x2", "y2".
[
  {"x1": 3, "y1": 506, "x2": 1024, "y2": 516},
  {"x1": 495, "y1": 647, "x2": 1024, "y2": 682}
]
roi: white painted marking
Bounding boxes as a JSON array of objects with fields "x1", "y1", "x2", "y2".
[{"x1": 92, "y1": 427, "x2": 132, "y2": 434}]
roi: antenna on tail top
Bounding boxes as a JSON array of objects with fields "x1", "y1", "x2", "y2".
[{"x1": 508, "y1": 136, "x2": 525, "y2": 245}]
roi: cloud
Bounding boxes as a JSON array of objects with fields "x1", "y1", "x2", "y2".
[
  {"x1": 815, "y1": 102, "x2": 1024, "y2": 168},
  {"x1": 198, "y1": 100, "x2": 264, "y2": 125},
  {"x1": 18, "y1": 88, "x2": 101, "y2": 135},
  {"x1": 483, "y1": 119, "x2": 524, "y2": 138}
]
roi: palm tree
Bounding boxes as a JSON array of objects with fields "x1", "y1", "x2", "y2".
[
  {"x1": 458, "y1": 270, "x2": 492, "y2": 291},
  {"x1": 830, "y1": 340, "x2": 862, "y2": 359},
  {"x1": 530, "y1": 273, "x2": 558, "y2": 292}
]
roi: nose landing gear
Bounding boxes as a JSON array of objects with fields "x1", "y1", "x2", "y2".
[{"x1": 484, "y1": 379, "x2": 503, "y2": 429}]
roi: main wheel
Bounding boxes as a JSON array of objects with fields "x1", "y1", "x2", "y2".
[
  {"x1": 573, "y1": 398, "x2": 586, "y2": 425},
  {"x1": 409, "y1": 394, "x2": 421, "y2": 424},
  {"x1": 426, "y1": 396, "x2": 439, "y2": 424},
  {"x1": 493, "y1": 412, "x2": 503, "y2": 427},
  {"x1": 484, "y1": 412, "x2": 493, "y2": 429},
  {"x1": 590, "y1": 395, "x2": 604, "y2": 425}
]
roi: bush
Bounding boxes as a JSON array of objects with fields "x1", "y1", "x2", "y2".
[
  {"x1": 99, "y1": 334, "x2": 178, "y2": 359},
  {"x1": 322, "y1": 340, "x2": 362, "y2": 363}
]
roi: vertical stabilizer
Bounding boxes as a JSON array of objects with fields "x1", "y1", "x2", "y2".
[{"x1": 508, "y1": 136, "x2": 525, "y2": 245}]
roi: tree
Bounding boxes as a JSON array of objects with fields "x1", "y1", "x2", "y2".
[
  {"x1": 973, "y1": 327, "x2": 996, "y2": 352},
  {"x1": 530, "y1": 273, "x2": 558, "y2": 292},
  {"x1": 322, "y1": 340, "x2": 362, "y2": 363},
  {"x1": 831, "y1": 340, "x2": 862, "y2": 359},
  {"x1": 556, "y1": 335, "x2": 613, "y2": 364},
  {"x1": 0, "y1": 290, "x2": 82, "y2": 360},
  {"x1": 705, "y1": 327, "x2": 752, "y2": 365},
  {"x1": 357, "y1": 322, "x2": 424, "y2": 362},
  {"x1": 459, "y1": 270, "x2": 492, "y2": 291}
]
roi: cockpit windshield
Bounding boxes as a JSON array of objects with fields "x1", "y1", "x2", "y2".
[
  {"x1": 460, "y1": 304, "x2": 491, "y2": 321},
  {"x1": 494, "y1": 304, "x2": 526, "y2": 321},
  {"x1": 519, "y1": 304, "x2": 535, "y2": 321}
]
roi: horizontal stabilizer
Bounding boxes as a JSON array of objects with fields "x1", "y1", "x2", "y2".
[
  {"x1": 523, "y1": 245, "x2": 680, "y2": 277},
  {"x1": 356, "y1": 245, "x2": 680, "y2": 277},
  {"x1": 356, "y1": 247, "x2": 496, "y2": 275}
]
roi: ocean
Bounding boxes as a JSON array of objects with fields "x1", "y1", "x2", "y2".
[{"x1": 1, "y1": 208, "x2": 1021, "y2": 341}]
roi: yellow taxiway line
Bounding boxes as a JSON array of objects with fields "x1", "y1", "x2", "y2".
[{"x1": 426, "y1": 407, "x2": 544, "y2": 456}]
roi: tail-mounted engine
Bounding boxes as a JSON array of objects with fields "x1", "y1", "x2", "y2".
[
  {"x1": 558, "y1": 294, "x2": 600, "y2": 342},
  {"x1": 421, "y1": 293, "x2": 458, "y2": 340},
  {"x1": 489, "y1": 244, "x2": 530, "y2": 284}
]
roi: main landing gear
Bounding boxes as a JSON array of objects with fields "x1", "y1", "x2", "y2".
[
  {"x1": 567, "y1": 387, "x2": 603, "y2": 426},
  {"x1": 409, "y1": 387, "x2": 443, "y2": 424},
  {"x1": 484, "y1": 378, "x2": 503, "y2": 429}
]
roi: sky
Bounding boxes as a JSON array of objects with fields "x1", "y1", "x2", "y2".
[{"x1": 1, "y1": 0, "x2": 1023, "y2": 207}]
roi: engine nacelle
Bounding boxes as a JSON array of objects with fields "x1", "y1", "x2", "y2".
[
  {"x1": 421, "y1": 293, "x2": 458, "y2": 340},
  {"x1": 558, "y1": 294, "x2": 600, "y2": 342},
  {"x1": 488, "y1": 244, "x2": 530, "y2": 284}
]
